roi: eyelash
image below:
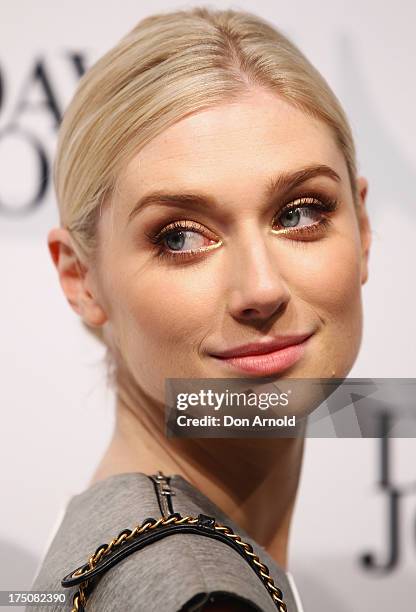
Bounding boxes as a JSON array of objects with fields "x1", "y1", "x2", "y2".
[{"x1": 144, "y1": 194, "x2": 339, "y2": 261}]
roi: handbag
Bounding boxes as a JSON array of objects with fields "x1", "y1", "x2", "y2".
[{"x1": 61, "y1": 471, "x2": 287, "y2": 611}]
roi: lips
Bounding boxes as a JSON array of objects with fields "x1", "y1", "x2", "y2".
[
  {"x1": 210, "y1": 332, "x2": 313, "y2": 376},
  {"x1": 211, "y1": 333, "x2": 313, "y2": 359}
]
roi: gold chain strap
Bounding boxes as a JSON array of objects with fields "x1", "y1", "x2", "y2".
[{"x1": 69, "y1": 513, "x2": 287, "y2": 612}]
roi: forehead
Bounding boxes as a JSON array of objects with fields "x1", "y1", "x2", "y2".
[{"x1": 118, "y1": 88, "x2": 348, "y2": 202}]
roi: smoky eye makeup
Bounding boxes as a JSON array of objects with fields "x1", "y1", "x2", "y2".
[
  {"x1": 141, "y1": 189, "x2": 340, "y2": 262},
  {"x1": 271, "y1": 192, "x2": 339, "y2": 238},
  {"x1": 144, "y1": 218, "x2": 222, "y2": 262}
]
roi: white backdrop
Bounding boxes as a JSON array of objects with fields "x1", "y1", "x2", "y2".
[{"x1": 1, "y1": 1, "x2": 415, "y2": 611}]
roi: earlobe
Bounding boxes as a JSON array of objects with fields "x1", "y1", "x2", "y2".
[
  {"x1": 47, "y1": 227, "x2": 108, "y2": 328},
  {"x1": 82, "y1": 270, "x2": 109, "y2": 328}
]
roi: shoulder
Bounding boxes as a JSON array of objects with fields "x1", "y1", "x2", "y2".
[
  {"x1": 76, "y1": 530, "x2": 277, "y2": 611},
  {"x1": 30, "y1": 474, "x2": 287, "y2": 611},
  {"x1": 32, "y1": 525, "x2": 277, "y2": 611}
]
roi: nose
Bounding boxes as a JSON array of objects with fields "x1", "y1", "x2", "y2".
[{"x1": 227, "y1": 229, "x2": 291, "y2": 322}]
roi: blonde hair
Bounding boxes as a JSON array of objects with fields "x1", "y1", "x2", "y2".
[{"x1": 54, "y1": 6, "x2": 358, "y2": 351}]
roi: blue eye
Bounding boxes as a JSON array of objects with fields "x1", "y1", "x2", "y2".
[
  {"x1": 279, "y1": 206, "x2": 323, "y2": 229},
  {"x1": 145, "y1": 220, "x2": 222, "y2": 260},
  {"x1": 164, "y1": 229, "x2": 206, "y2": 251},
  {"x1": 280, "y1": 208, "x2": 301, "y2": 227},
  {"x1": 165, "y1": 230, "x2": 185, "y2": 250},
  {"x1": 274, "y1": 196, "x2": 338, "y2": 233}
]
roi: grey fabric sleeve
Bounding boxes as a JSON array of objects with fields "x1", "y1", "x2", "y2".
[{"x1": 28, "y1": 473, "x2": 299, "y2": 612}]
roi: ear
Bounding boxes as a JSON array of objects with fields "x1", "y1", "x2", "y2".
[
  {"x1": 355, "y1": 177, "x2": 371, "y2": 285},
  {"x1": 47, "y1": 227, "x2": 108, "y2": 328}
]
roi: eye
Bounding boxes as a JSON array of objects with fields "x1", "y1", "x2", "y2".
[
  {"x1": 145, "y1": 219, "x2": 222, "y2": 260},
  {"x1": 163, "y1": 229, "x2": 210, "y2": 251},
  {"x1": 272, "y1": 196, "x2": 338, "y2": 235},
  {"x1": 279, "y1": 206, "x2": 322, "y2": 229}
]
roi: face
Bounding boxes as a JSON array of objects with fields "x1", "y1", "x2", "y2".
[{"x1": 84, "y1": 88, "x2": 370, "y2": 404}]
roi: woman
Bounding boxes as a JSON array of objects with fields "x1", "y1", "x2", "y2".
[{"x1": 30, "y1": 6, "x2": 371, "y2": 611}]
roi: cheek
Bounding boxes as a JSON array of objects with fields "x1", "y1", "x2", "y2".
[
  {"x1": 107, "y1": 262, "x2": 220, "y2": 403},
  {"x1": 115, "y1": 263, "x2": 218, "y2": 358},
  {"x1": 302, "y1": 239, "x2": 362, "y2": 319},
  {"x1": 283, "y1": 211, "x2": 362, "y2": 318},
  {"x1": 283, "y1": 226, "x2": 364, "y2": 375}
]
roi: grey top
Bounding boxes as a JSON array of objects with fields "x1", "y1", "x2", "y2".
[{"x1": 29, "y1": 472, "x2": 302, "y2": 611}]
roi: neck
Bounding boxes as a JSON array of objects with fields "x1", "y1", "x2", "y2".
[{"x1": 90, "y1": 381, "x2": 305, "y2": 570}]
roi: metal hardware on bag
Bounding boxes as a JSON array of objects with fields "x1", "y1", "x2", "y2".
[
  {"x1": 150, "y1": 470, "x2": 176, "y2": 518},
  {"x1": 62, "y1": 472, "x2": 287, "y2": 612}
]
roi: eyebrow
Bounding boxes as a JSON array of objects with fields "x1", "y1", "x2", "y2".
[{"x1": 127, "y1": 163, "x2": 341, "y2": 223}]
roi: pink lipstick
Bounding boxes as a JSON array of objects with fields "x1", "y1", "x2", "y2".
[{"x1": 210, "y1": 333, "x2": 312, "y2": 376}]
